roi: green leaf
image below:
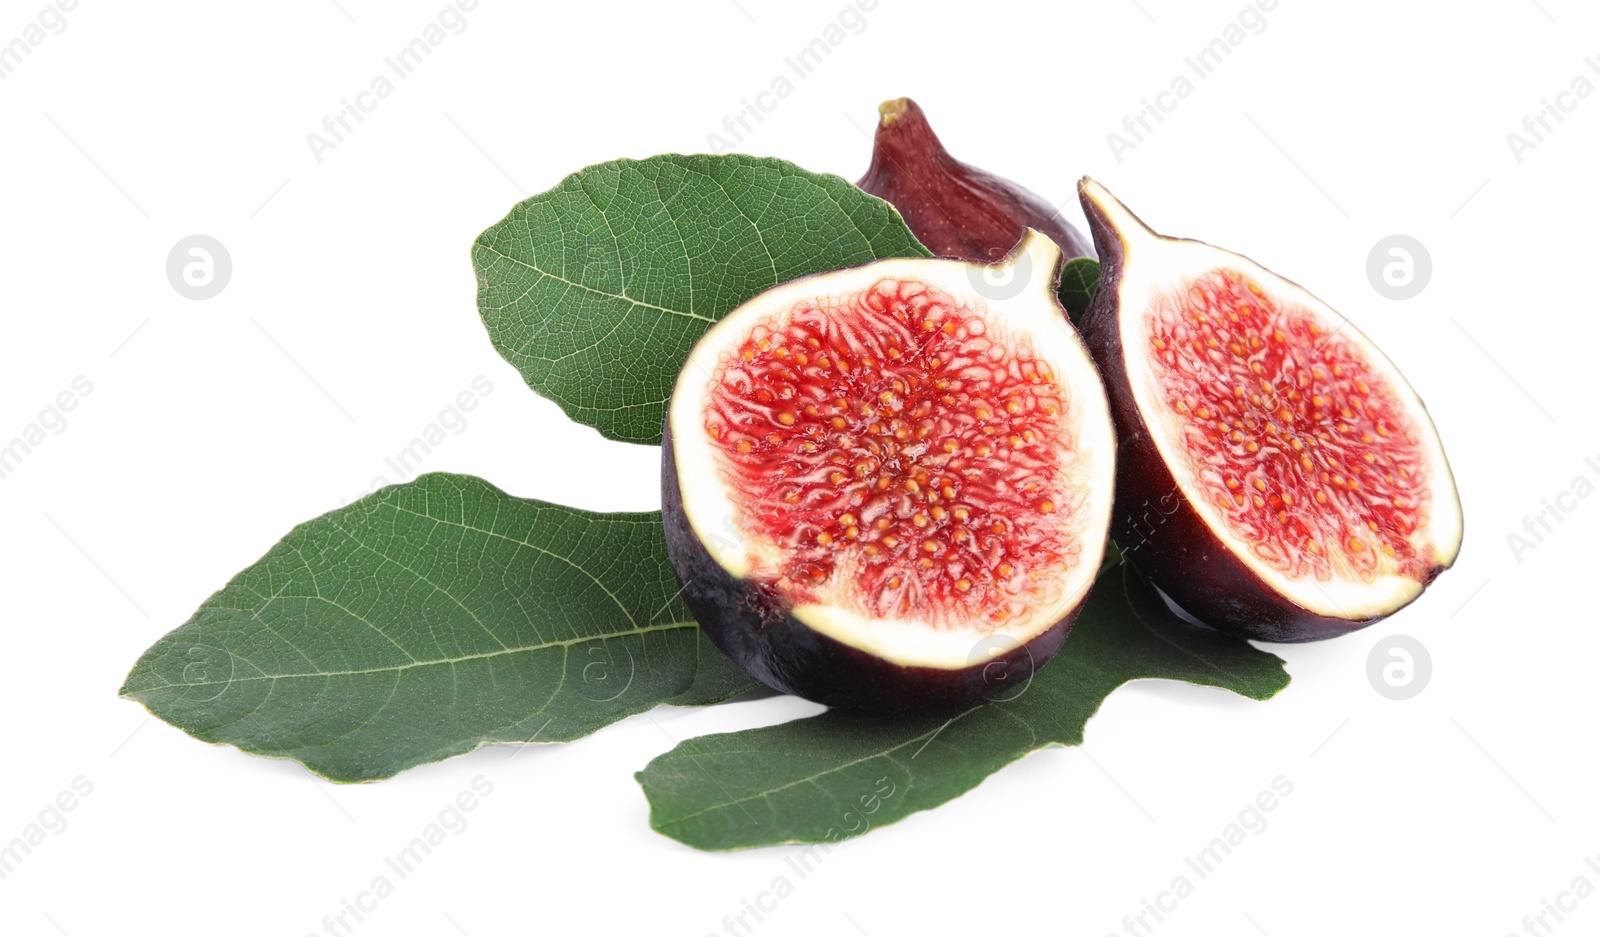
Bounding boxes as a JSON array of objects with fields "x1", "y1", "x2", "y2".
[
  {"x1": 472, "y1": 154, "x2": 932, "y2": 445},
  {"x1": 1057, "y1": 255, "x2": 1100, "y2": 325},
  {"x1": 635, "y1": 560, "x2": 1289, "y2": 849},
  {"x1": 120, "y1": 473, "x2": 757, "y2": 782}
]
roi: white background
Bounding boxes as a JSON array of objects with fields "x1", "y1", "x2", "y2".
[{"x1": 1, "y1": 1, "x2": 1595, "y2": 935}]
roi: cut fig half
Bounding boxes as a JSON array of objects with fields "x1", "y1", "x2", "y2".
[
  {"x1": 1078, "y1": 178, "x2": 1463, "y2": 643},
  {"x1": 663, "y1": 231, "x2": 1116, "y2": 710}
]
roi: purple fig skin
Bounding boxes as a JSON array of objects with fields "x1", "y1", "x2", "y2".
[
  {"x1": 1076, "y1": 181, "x2": 1443, "y2": 644},
  {"x1": 662, "y1": 416, "x2": 1078, "y2": 711},
  {"x1": 858, "y1": 98, "x2": 1093, "y2": 265}
]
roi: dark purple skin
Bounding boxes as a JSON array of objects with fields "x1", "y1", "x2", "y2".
[
  {"x1": 858, "y1": 98, "x2": 1093, "y2": 265},
  {"x1": 1076, "y1": 182, "x2": 1444, "y2": 644},
  {"x1": 662, "y1": 417, "x2": 1078, "y2": 711}
]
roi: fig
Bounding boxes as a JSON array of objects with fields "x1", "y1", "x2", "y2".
[
  {"x1": 663, "y1": 231, "x2": 1116, "y2": 710},
  {"x1": 858, "y1": 98, "x2": 1093, "y2": 265},
  {"x1": 1077, "y1": 178, "x2": 1463, "y2": 643}
]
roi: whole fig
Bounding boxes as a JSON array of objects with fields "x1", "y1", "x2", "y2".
[{"x1": 858, "y1": 97, "x2": 1093, "y2": 263}]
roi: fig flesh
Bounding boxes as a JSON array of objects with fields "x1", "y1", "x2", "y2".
[
  {"x1": 1077, "y1": 179, "x2": 1463, "y2": 643},
  {"x1": 858, "y1": 98, "x2": 1093, "y2": 265},
  {"x1": 663, "y1": 231, "x2": 1116, "y2": 709}
]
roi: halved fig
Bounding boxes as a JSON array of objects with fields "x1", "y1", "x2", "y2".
[
  {"x1": 1077, "y1": 178, "x2": 1463, "y2": 643},
  {"x1": 663, "y1": 231, "x2": 1116, "y2": 709},
  {"x1": 858, "y1": 97, "x2": 1093, "y2": 264}
]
